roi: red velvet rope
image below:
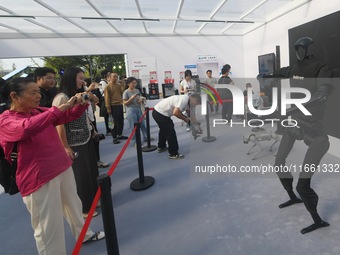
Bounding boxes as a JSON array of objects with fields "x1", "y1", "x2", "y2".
[{"x1": 72, "y1": 108, "x2": 153, "y2": 254}]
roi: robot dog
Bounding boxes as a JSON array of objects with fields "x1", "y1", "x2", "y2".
[
  {"x1": 243, "y1": 127, "x2": 281, "y2": 160},
  {"x1": 190, "y1": 122, "x2": 203, "y2": 140}
]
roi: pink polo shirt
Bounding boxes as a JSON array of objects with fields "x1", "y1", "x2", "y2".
[{"x1": 0, "y1": 105, "x2": 88, "y2": 196}]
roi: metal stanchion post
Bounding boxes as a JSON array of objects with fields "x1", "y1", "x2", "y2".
[
  {"x1": 202, "y1": 101, "x2": 216, "y2": 142},
  {"x1": 97, "y1": 174, "x2": 120, "y2": 255},
  {"x1": 142, "y1": 107, "x2": 157, "y2": 152},
  {"x1": 130, "y1": 122, "x2": 155, "y2": 191}
]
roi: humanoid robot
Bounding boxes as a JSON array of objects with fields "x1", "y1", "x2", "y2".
[{"x1": 269, "y1": 37, "x2": 334, "y2": 234}]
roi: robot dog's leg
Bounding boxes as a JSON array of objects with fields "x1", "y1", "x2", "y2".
[
  {"x1": 252, "y1": 139, "x2": 263, "y2": 160},
  {"x1": 247, "y1": 143, "x2": 256, "y2": 155}
]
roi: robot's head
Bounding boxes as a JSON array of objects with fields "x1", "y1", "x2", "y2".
[{"x1": 294, "y1": 37, "x2": 313, "y2": 61}]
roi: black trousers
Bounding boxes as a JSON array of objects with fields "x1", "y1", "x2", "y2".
[
  {"x1": 221, "y1": 101, "x2": 233, "y2": 121},
  {"x1": 91, "y1": 120, "x2": 100, "y2": 161},
  {"x1": 71, "y1": 138, "x2": 99, "y2": 213},
  {"x1": 110, "y1": 105, "x2": 124, "y2": 139},
  {"x1": 152, "y1": 110, "x2": 179, "y2": 155},
  {"x1": 274, "y1": 131, "x2": 329, "y2": 214}
]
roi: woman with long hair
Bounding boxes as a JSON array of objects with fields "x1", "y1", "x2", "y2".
[{"x1": 52, "y1": 67, "x2": 100, "y2": 218}]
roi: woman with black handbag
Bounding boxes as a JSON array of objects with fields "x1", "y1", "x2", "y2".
[{"x1": 0, "y1": 77, "x2": 104, "y2": 255}]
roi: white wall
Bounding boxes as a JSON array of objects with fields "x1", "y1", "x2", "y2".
[
  {"x1": 0, "y1": 35, "x2": 244, "y2": 89},
  {"x1": 243, "y1": 0, "x2": 340, "y2": 157},
  {"x1": 243, "y1": 0, "x2": 340, "y2": 77}
]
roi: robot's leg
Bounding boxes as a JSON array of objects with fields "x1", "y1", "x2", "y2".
[
  {"x1": 297, "y1": 134, "x2": 330, "y2": 234},
  {"x1": 274, "y1": 133, "x2": 302, "y2": 208},
  {"x1": 275, "y1": 133, "x2": 296, "y2": 186}
]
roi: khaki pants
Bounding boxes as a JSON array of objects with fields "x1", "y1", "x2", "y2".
[{"x1": 23, "y1": 167, "x2": 94, "y2": 255}]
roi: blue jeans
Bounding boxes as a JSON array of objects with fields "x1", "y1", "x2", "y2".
[{"x1": 126, "y1": 106, "x2": 147, "y2": 144}]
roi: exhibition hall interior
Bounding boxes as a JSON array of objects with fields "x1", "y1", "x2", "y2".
[{"x1": 1, "y1": 0, "x2": 340, "y2": 254}]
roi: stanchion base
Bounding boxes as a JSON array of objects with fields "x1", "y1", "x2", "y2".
[
  {"x1": 202, "y1": 136, "x2": 216, "y2": 142},
  {"x1": 142, "y1": 145, "x2": 157, "y2": 152},
  {"x1": 130, "y1": 176, "x2": 155, "y2": 191}
]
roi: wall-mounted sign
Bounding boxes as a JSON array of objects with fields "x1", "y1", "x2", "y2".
[{"x1": 197, "y1": 55, "x2": 218, "y2": 63}]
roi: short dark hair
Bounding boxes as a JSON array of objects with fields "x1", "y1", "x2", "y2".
[
  {"x1": 126, "y1": 77, "x2": 137, "y2": 86},
  {"x1": 8, "y1": 77, "x2": 34, "y2": 97},
  {"x1": 221, "y1": 64, "x2": 231, "y2": 75},
  {"x1": 34, "y1": 67, "x2": 56, "y2": 82},
  {"x1": 206, "y1": 70, "x2": 212, "y2": 73},
  {"x1": 101, "y1": 69, "x2": 111, "y2": 78}
]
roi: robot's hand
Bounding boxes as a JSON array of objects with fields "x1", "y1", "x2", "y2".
[
  {"x1": 190, "y1": 122, "x2": 203, "y2": 140},
  {"x1": 312, "y1": 85, "x2": 329, "y2": 103}
]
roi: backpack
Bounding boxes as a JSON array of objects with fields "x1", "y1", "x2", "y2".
[{"x1": 0, "y1": 142, "x2": 19, "y2": 195}]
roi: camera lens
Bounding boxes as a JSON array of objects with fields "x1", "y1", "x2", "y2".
[{"x1": 82, "y1": 94, "x2": 89, "y2": 100}]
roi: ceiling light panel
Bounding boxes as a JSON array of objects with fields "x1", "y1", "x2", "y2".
[
  {"x1": 223, "y1": 22, "x2": 256, "y2": 35},
  {"x1": 214, "y1": 0, "x2": 256, "y2": 20},
  {"x1": 0, "y1": 17, "x2": 49, "y2": 31},
  {"x1": 245, "y1": 0, "x2": 292, "y2": 19},
  {"x1": 38, "y1": 0, "x2": 98, "y2": 17},
  {"x1": 199, "y1": 22, "x2": 229, "y2": 35},
  {"x1": 144, "y1": 20, "x2": 173, "y2": 33},
  {"x1": 265, "y1": 0, "x2": 311, "y2": 21},
  {"x1": 175, "y1": 20, "x2": 201, "y2": 34},
  {"x1": 33, "y1": 17, "x2": 85, "y2": 33},
  {"x1": 109, "y1": 20, "x2": 146, "y2": 34},
  {"x1": 92, "y1": 0, "x2": 140, "y2": 18},
  {"x1": 72, "y1": 18, "x2": 118, "y2": 33},
  {"x1": 138, "y1": 0, "x2": 179, "y2": 18},
  {"x1": 180, "y1": 0, "x2": 221, "y2": 19},
  {"x1": 0, "y1": 0, "x2": 56, "y2": 16}
]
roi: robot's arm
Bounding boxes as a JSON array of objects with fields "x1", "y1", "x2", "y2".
[
  {"x1": 316, "y1": 63, "x2": 334, "y2": 99},
  {"x1": 285, "y1": 88, "x2": 330, "y2": 117}
]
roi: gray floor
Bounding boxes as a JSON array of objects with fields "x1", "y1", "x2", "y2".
[{"x1": 1, "y1": 113, "x2": 340, "y2": 255}]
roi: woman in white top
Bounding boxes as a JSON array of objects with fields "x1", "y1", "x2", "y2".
[
  {"x1": 179, "y1": 70, "x2": 196, "y2": 95},
  {"x1": 179, "y1": 70, "x2": 196, "y2": 131}
]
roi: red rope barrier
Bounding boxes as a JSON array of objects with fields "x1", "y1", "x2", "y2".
[
  {"x1": 72, "y1": 107, "x2": 152, "y2": 254},
  {"x1": 107, "y1": 126, "x2": 136, "y2": 177},
  {"x1": 72, "y1": 187, "x2": 102, "y2": 255}
]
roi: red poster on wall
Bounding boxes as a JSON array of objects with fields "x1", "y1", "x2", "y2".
[
  {"x1": 149, "y1": 71, "x2": 158, "y2": 83},
  {"x1": 131, "y1": 70, "x2": 140, "y2": 79},
  {"x1": 164, "y1": 71, "x2": 172, "y2": 79}
]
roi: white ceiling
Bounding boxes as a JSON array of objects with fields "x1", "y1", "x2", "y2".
[{"x1": 0, "y1": 0, "x2": 311, "y2": 39}]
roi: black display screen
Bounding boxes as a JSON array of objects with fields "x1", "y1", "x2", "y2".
[{"x1": 288, "y1": 11, "x2": 340, "y2": 138}]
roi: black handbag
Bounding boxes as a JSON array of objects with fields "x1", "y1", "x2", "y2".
[{"x1": 0, "y1": 142, "x2": 20, "y2": 195}]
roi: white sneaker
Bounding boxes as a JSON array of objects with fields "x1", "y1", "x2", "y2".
[
  {"x1": 83, "y1": 231, "x2": 105, "y2": 243},
  {"x1": 169, "y1": 154, "x2": 185, "y2": 159},
  {"x1": 186, "y1": 127, "x2": 190, "y2": 132}
]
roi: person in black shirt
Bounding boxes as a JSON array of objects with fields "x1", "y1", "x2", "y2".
[
  {"x1": 271, "y1": 37, "x2": 333, "y2": 234},
  {"x1": 0, "y1": 78, "x2": 9, "y2": 114},
  {"x1": 34, "y1": 67, "x2": 57, "y2": 108},
  {"x1": 217, "y1": 64, "x2": 234, "y2": 123}
]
